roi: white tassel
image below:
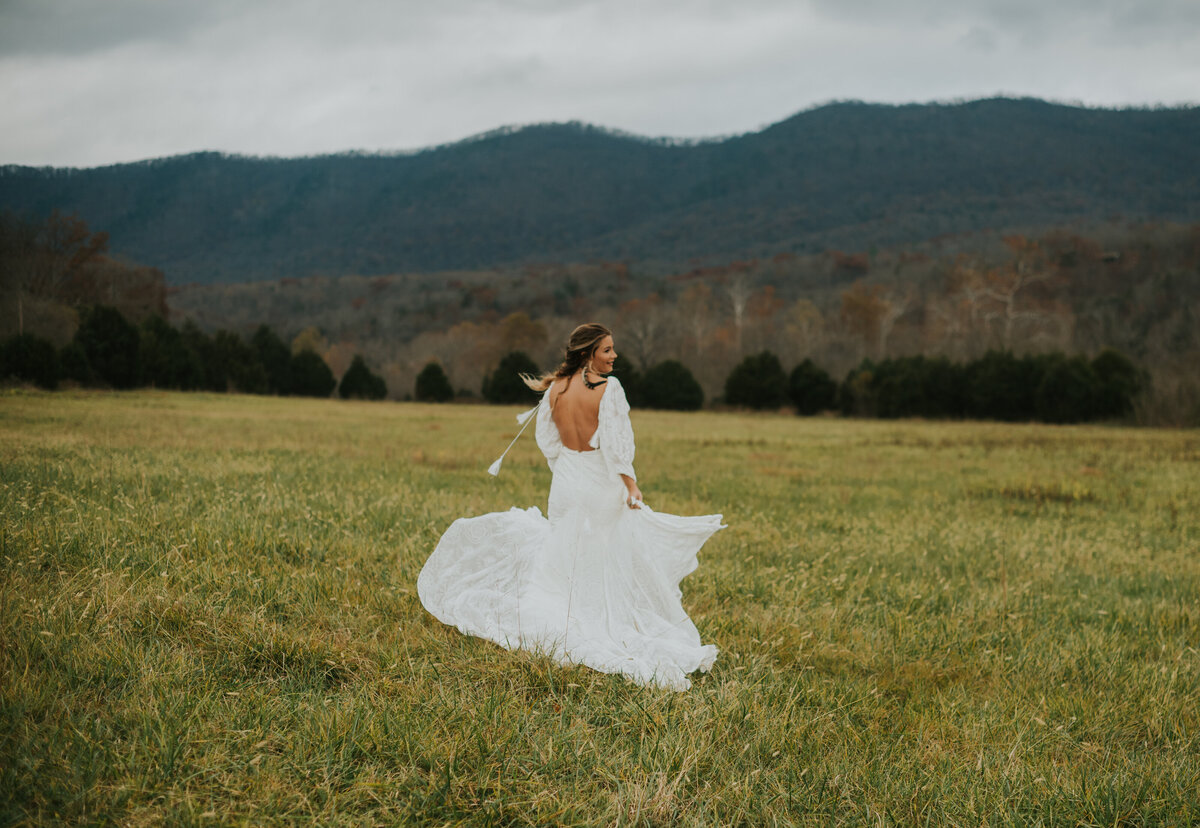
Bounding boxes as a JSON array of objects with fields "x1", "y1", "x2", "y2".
[{"x1": 488, "y1": 404, "x2": 539, "y2": 476}]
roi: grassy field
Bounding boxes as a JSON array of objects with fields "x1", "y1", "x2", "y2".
[{"x1": 1, "y1": 389, "x2": 1198, "y2": 826}]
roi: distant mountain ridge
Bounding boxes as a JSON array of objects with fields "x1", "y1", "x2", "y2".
[{"x1": 2, "y1": 98, "x2": 1198, "y2": 285}]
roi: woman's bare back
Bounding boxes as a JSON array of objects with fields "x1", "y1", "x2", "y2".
[{"x1": 550, "y1": 376, "x2": 606, "y2": 451}]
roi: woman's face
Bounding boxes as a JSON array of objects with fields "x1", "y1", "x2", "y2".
[{"x1": 590, "y1": 335, "x2": 617, "y2": 374}]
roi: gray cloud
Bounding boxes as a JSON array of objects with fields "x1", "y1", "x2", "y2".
[
  {"x1": 1, "y1": 0, "x2": 1197, "y2": 167},
  {"x1": 0, "y1": 0, "x2": 227, "y2": 55}
]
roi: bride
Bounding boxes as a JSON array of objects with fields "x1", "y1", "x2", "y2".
[{"x1": 417, "y1": 323, "x2": 724, "y2": 690}]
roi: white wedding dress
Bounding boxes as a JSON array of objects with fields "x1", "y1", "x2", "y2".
[{"x1": 417, "y1": 376, "x2": 723, "y2": 690}]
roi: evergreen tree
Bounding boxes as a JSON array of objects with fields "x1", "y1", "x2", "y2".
[
  {"x1": 339, "y1": 354, "x2": 388, "y2": 400},
  {"x1": 482, "y1": 351, "x2": 540, "y2": 404},
  {"x1": 609, "y1": 360, "x2": 645, "y2": 408},
  {"x1": 252, "y1": 324, "x2": 293, "y2": 394},
  {"x1": 1035, "y1": 355, "x2": 1100, "y2": 424},
  {"x1": 138, "y1": 315, "x2": 203, "y2": 390},
  {"x1": 787, "y1": 359, "x2": 836, "y2": 415},
  {"x1": 871, "y1": 356, "x2": 966, "y2": 419},
  {"x1": 58, "y1": 341, "x2": 92, "y2": 384},
  {"x1": 724, "y1": 351, "x2": 787, "y2": 409},
  {"x1": 964, "y1": 351, "x2": 1037, "y2": 421},
  {"x1": 0, "y1": 333, "x2": 59, "y2": 389},
  {"x1": 415, "y1": 361, "x2": 453, "y2": 402},
  {"x1": 74, "y1": 305, "x2": 139, "y2": 389},
  {"x1": 641, "y1": 360, "x2": 703, "y2": 410},
  {"x1": 1091, "y1": 349, "x2": 1143, "y2": 419},
  {"x1": 211, "y1": 330, "x2": 268, "y2": 394},
  {"x1": 837, "y1": 361, "x2": 873, "y2": 416},
  {"x1": 288, "y1": 350, "x2": 336, "y2": 397},
  {"x1": 919, "y1": 356, "x2": 967, "y2": 419},
  {"x1": 179, "y1": 320, "x2": 224, "y2": 392}
]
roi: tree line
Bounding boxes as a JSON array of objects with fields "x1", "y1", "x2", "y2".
[
  {"x1": 728, "y1": 348, "x2": 1143, "y2": 423},
  {"x1": 3, "y1": 309, "x2": 1144, "y2": 424},
  {"x1": 408, "y1": 345, "x2": 1143, "y2": 424},
  {"x1": 0, "y1": 304, "x2": 387, "y2": 400}
]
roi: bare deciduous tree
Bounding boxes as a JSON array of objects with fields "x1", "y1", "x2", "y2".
[
  {"x1": 724, "y1": 272, "x2": 752, "y2": 353},
  {"x1": 677, "y1": 283, "x2": 716, "y2": 360},
  {"x1": 619, "y1": 294, "x2": 664, "y2": 369}
]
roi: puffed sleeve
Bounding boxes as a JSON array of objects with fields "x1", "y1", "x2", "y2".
[
  {"x1": 535, "y1": 388, "x2": 561, "y2": 472},
  {"x1": 593, "y1": 376, "x2": 636, "y2": 480}
]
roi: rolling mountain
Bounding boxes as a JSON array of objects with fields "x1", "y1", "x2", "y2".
[{"x1": 2, "y1": 98, "x2": 1198, "y2": 285}]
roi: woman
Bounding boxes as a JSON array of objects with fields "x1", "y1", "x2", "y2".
[{"x1": 417, "y1": 323, "x2": 723, "y2": 690}]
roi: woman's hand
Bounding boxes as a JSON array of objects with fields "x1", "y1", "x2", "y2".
[{"x1": 625, "y1": 481, "x2": 644, "y2": 509}]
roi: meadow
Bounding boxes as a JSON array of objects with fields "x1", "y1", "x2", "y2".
[{"x1": 1, "y1": 389, "x2": 1197, "y2": 826}]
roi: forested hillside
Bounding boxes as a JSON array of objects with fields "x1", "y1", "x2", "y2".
[
  {"x1": 2, "y1": 98, "x2": 1198, "y2": 285},
  {"x1": 167, "y1": 221, "x2": 1200, "y2": 420}
]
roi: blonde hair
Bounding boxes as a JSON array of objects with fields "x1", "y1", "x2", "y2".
[{"x1": 522, "y1": 322, "x2": 612, "y2": 393}]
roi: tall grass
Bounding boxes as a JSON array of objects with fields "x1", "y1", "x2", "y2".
[{"x1": 2, "y1": 389, "x2": 1198, "y2": 825}]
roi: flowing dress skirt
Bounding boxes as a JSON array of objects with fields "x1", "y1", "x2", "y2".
[{"x1": 417, "y1": 447, "x2": 723, "y2": 690}]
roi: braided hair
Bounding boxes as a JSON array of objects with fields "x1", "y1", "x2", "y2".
[{"x1": 522, "y1": 322, "x2": 612, "y2": 393}]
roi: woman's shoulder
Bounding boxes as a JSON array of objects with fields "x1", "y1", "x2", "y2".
[
  {"x1": 601, "y1": 374, "x2": 626, "y2": 398},
  {"x1": 601, "y1": 374, "x2": 630, "y2": 410}
]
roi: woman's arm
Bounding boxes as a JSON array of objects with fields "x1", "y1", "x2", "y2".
[{"x1": 597, "y1": 377, "x2": 641, "y2": 506}]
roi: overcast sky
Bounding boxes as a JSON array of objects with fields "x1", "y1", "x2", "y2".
[{"x1": 2, "y1": 0, "x2": 1198, "y2": 168}]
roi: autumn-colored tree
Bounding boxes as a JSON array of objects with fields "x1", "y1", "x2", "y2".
[
  {"x1": 62, "y1": 256, "x2": 166, "y2": 323},
  {"x1": 784, "y1": 299, "x2": 825, "y2": 357},
  {"x1": 1, "y1": 210, "x2": 110, "y2": 339},
  {"x1": 743, "y1": 286, "x2": 784, "y2": 353},
  {"x1": 25, "y1": 211, "x2": 109, "y2": 305},
  {"x1": 291, "y1": 326, "x2": 328, "y2": 357},
  {"x1": 497, "y1": 311, "x2": 547, "y2": 356},
  {"x1": 440, "y1": 320, "x2": 497, "y2": 393},
  {"x1": 323, "y1": 341, "x2": 358, "y2": 381},
  {"x1": 839, "y1": 280, "x2": 886, "y2": 359},
  {"x1": 830, "y1": 250, "x2": 870, "y2": 275}
]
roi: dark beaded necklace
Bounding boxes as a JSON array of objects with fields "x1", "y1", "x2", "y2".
[{"x1": 582, "y1": 367, "x2": 607, "y2": 389}]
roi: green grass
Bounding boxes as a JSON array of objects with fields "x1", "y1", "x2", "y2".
[{"x1": 2, "y1": 388, "x2": 1198, "y2": 826}]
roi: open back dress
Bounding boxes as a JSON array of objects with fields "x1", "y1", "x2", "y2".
[{"x1": 416, "y1": 376, "x2": 723, "y2": 690}]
